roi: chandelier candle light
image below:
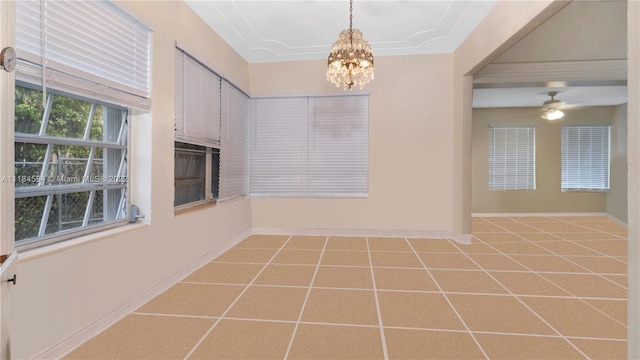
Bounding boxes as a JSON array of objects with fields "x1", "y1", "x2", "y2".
[{"x1": 326, "y1": 0, "x2": 374, "y2": 90}]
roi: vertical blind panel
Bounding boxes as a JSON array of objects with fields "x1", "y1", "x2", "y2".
[
  {"x1": 219, "y1": 82, "x2": 249, "y2": 200},
  {"x1": 175, "y1": 50, "x2": 222, "y2": 148},
  {"x1": 250, "y1": 95, "x2": 369, "y2": 197},
  {"x1": 488, "y1": 127, "x2": 536, "y2": 190},
  {"x1": 250, "y1": 97, "x2": 309, "y2": 195},
  {"x1": 561, "y1": 125, "x2": 610, "y2": 191},
  {"x1": 15, "y1": 0, "x2": 152, "y2": 108},
  {"x1": 308, "y1": 96, "x2": 368, "y2": 194}
]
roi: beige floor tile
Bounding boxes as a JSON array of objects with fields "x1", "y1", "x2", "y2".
[
  {"x1": 213, "y1": 248, "x2": 279, "y2": 263},
  {"x1": 569, "y1": 339, "x2": 627, "y2": 360},
  {"x1": 284, "y1": 235, "x2": 326, "y2": 250},
  {"x1": 418, "y1": 253, "x2": 480, "y2": 270},
  {"x1": 368, "y1": 237, "x2": 412, "y2": 251},
  {"x1": 583, "y1": 299, "x2": 627, "y2": 324},
  {"x1": 465, "y1": 254, "x2": 528, "y2": 271},
  {"x1": 136, "y1": 283, "x2": 244, "y2": 317},
  {"x1": 65, "y1": 314, "x2": 215, "y2": 360},
  {"x1": 488, "y1": 271, "x2": 571, "y2": 296},
  {"x1": 532, "y1": 222, "x2": 592, "y2": 232},
  {"x1": 506, "y1": 216, "x2": 557, "y2": 223},
  {"x1": 370, "y1": 251, "x2": 423, "y2": 268},
  {"x1": 321, "y1": 250, "x2": 370, "y2": 266},
  {"x1": 489, "y1": 242, "x2": 553, "y2": 255},
  {"x1": 253, "y1": 265, "x2": 316, "y2": 287},
  {"x1": 508, "y1": 255, "x2": 589, "y2": 273},
  {"x1": 555, "y1": 232, "x2": 621, "y2": 241},
  {"x1": 373, "y1": 268, "x2": 438, "y2": 291},
  {"x1": 474, "y1": 334, "x2": 586, "y2": 360},
  {"x1": 520, "y1": 297, "x2": 627, "y2": 339},
  {"x1": 183, "y1": 262, "x2": 264, "y2": 284},
  {"x1": 514, "y1": 232, "x2": 563, "y2": 242},
  {"x1": 573, "y1": 240, "x2": 628, "y2": 257},
  {"x1": 494, "y1": 222, "x2": 541, "y2": 232},
  {"x1": 459, "y1": 241, "x2": 500, "y2": 254},
  {"x1": 301, "y1": 289, "x2": 379, "y2": 325},
  {"x1": 188, "y1": 319, "x2": 294, "y2": 359},
  {"x1": 384, "y1": 328, "x2": 484, "y2": 360},
  {"x1": 288, "y1": 324, "x2": 384, "y2": 359},
  {"x1": 572, "y1": 220, "x2": 627, "y2": 233},
  {"x1": 226, "y1": 286, "x2": 307, "y2": 321},
  {"x1": 326, "y1": 236, "x2": 368, "y2": 251},
  {"x1": 541, "y1": 273, "x2": 627, "y2": 299},
  {"x1": 603, "y1": 274, "x2": 627, "y2": 287},
  {"x1": 447, "y1": 294, "x2": 555, "y2": 335},
  {"x1": 377, "y1": 292, "x2": 465, "y2": 330},
  {"x1": 271, "y1": 249, "x2": 322, "y2": 265},
  {"x1": 430, "y1": 270, "x2": 507, "y2": 294},
  {"x1": 313, "y1": 266, "x2": 373, "y2": 289},
  {"x1": 235, "y1": 234, "x2": 290, "y2": 249},
  {"x1": 408, "y1": 238, "x2": 462, "y2": 253},
  {"x1": 536, "y1": 241, "x2": 602, "y2": 256},
  {"x1": 473, "y1": 232, "x2": 526, "y2": 243},
  {"x1": 471, "y1": 223, "x2": 508, "y2": 232},
  {"x1": 564, "y1": 256, "x2": 627, "y2": 274}
]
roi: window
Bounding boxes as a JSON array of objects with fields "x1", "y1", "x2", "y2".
[
  {"x1": 250, "y1": 95, "x2": 369, "y2": 197},
  {"x1": 174, "y1": 142, "x2": 219, "y2": 206},
  {"x1": 14, "y1": 85, "x2": 129, "y2": 246},
  {"x1": 14, "y1": 0, "x2": 151, "y2": 248},
  {"x1": 488, "y1": 126, "x2": 536, "y2": 190},
  {"x1": 561, "y1": 125, "x2": 610, "y2": 191},
  {"x1": 219, "y1": 83, "x2": 249, "y2": 202}
]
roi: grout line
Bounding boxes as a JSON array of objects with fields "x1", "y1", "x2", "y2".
[
  {"x1": 282, "y1": 236, "x2": 329, "y2": 360},
  {"x1": 404, "y1": 238, "x2": 491, "y2": 360},
  {"x1": 182, "y1": 235, "x2": 295, "y2": 360},
  {"x1": 366, "y1": 237, "x2": 389, "y2": 360}
]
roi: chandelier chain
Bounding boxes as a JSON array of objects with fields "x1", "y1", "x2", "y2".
[{"x1": 349, "y1": 0, "x2": 353, "y2": 43}]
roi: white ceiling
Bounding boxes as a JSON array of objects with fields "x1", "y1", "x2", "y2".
[
  {"x1": 184, "y1": 0, "x2": 497, "y2": 63},
  {"x1": 185, "y1": 0, "x2": 627, "y2": 109}
]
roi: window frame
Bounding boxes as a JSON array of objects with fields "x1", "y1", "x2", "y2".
[
  {"x1": 173, "y1": 141, "x2": 220, "y2": 211},
  {"x1": 561, "y1": 124, "x2": 611, "y2": 192},
  {"x1": 14, "y1": 83, "x2": 131, "y2": 251},
  {"x1": 487, "y1": 126, "x2": 536, "y2": 191}
]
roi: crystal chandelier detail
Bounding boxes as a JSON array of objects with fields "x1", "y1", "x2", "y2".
[{"x1": 326, "y1": 0, "x2": 374, "y2": 90}]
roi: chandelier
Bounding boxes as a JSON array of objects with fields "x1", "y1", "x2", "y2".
[{"x1": 326, "y1": 0, "x2": 374, "y2": 90}]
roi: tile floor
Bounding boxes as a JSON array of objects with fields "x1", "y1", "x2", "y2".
[{"x1": 65, "y1": 216, "x2": 628, "y2": 359}]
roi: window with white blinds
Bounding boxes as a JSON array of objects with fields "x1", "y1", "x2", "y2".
[
  {"x1": 561, "y1": 125, "x2": 610, "y2": 191},
  {"x1": 488, "y1": 127, "x2": 536, "y2": 190},
  {"x1": 219, "y1": 82, "x2": 250, "y2": 201},
  {"x1": 250, "y1": 95, "x2": 369, "y2": 197},
  {"x1": 15, "y1": 0, "x2": 152, "y2": 110},
  {"x1": 175, "y1": 48, "x2": 222, "y2": 148}
]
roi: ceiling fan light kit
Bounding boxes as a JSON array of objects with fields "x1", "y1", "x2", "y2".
[{"x1": 540, "y1": 91, "x2": 565, "y2": 121}]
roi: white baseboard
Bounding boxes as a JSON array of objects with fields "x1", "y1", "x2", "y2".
[
  {"x1": 34, "y1": 228, "x2": 252, "y2": 360},
  {"x1": 251, "y1": 228, "x2": 472, "y2": 245},
  {"x1": 472, "y1": 212, "x2": 612, "y2": 218}
]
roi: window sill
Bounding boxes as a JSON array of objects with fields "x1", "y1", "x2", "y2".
[
  {"x1": 174, "y1": 199, "x2": 218, "y2": 216},
  {"x1": 18, "y1": 222, "x2": 149, "y2": 263}
]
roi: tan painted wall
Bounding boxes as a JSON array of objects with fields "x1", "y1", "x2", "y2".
[
  {"x1": 9, "y1": 2, "x2": 253, "y2": 358},
  {"x1": 607, "y1": 103, "x2": 628, "y2": 223},
  {"x1": 250, "y1": 54, "x2": 456, "y2": 232},
  {"x1": 471, "y1": 106, "x2": 616, "y2": 213},
  {"x1": 494, "y1": 0, "x2": 627, "y2": 63}
]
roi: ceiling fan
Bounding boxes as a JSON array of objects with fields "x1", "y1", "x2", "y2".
[{"x1": 540, "y1": 91, "x2": 565, "y2": 120}]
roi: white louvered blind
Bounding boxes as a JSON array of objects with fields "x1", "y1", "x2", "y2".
[
  {"x1": 219, "y1": 82, "x2": 249, "y2": 201},
  {"x1": 15, "y1": 0, "x2": 152, "y2": 109},
  {"x1": 488, "y1": 127, "x2": 536, "y2": 190},
  {"x1": 175, "y1": 48, "x2": 222, "y2": 148},
  {"x1": 561, "y1": 125, "x2": 610, "y2": 191},
  {"x1": 250, "y1": 95, "x2": 369, "y2": 197}
]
